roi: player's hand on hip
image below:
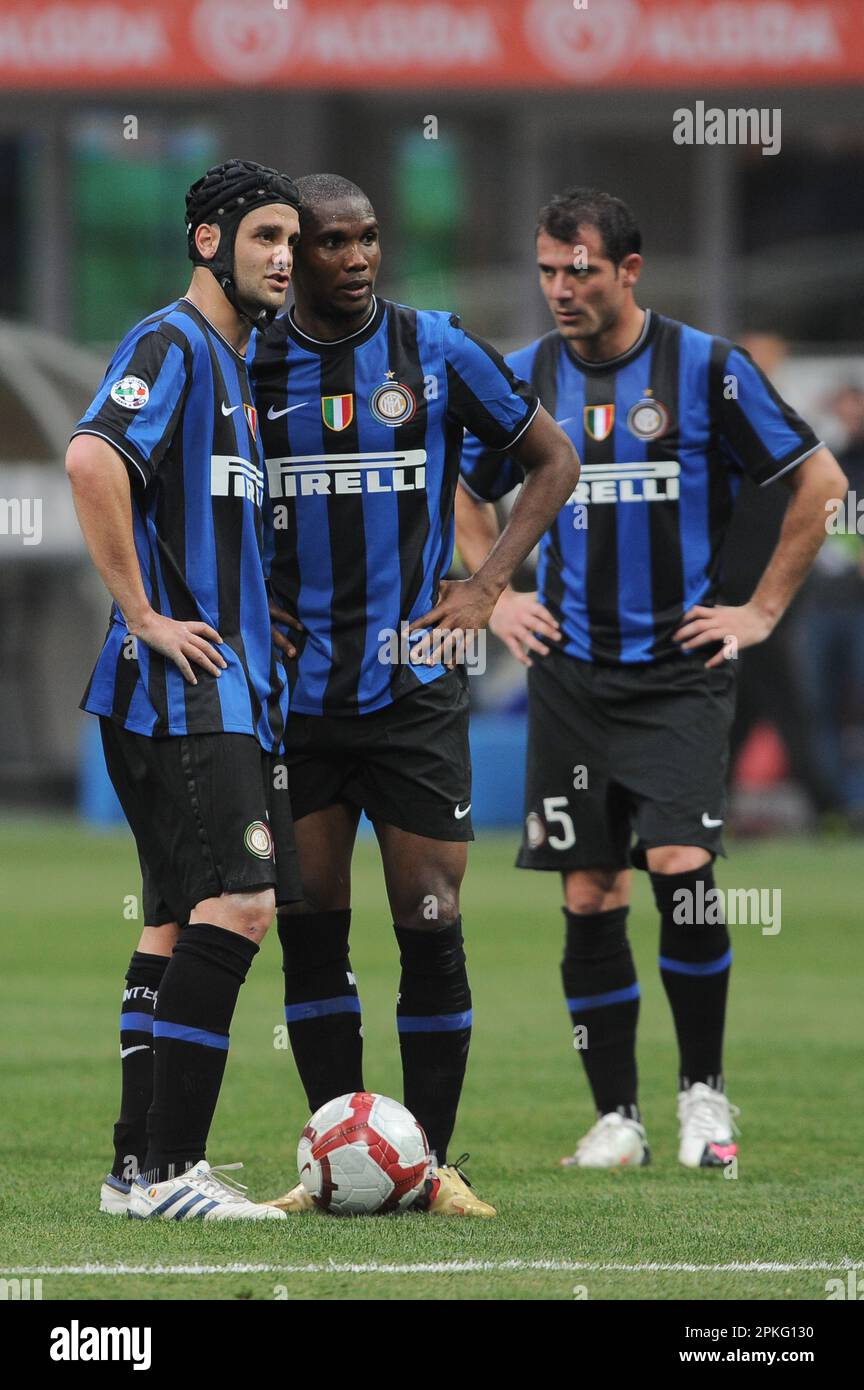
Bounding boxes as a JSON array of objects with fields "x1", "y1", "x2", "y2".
[
  {"x1": 269, "y1": 598, "x2": 304, "y2": 660},
  {"x1": 408, "y1": 576, "x2": 497, "y2": 667},
  {"x1": 673, "y1": 601, "x2": 775, "y2": 669},
  {"x1": 128, "y1": 610, "x2": 227, "y2": 685},
  {"x1": 491, "y1": 588, "x2": 561, "y2": 667}
]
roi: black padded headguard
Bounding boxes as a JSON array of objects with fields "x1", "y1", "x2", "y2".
[{"x1": 185, "y1": 158, "x2": 301, "y2": 324}]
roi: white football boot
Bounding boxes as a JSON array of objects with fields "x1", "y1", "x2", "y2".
[
  {"x1": 128, "y1": 1160, "x2": 287, "y2": 1220},
  {"x1": 99, "y1": 1174, "x2": 132, "y2": 1214},
  {"x1": 560, "y1": 1112, "x2": 650, "y2": 1169},
  {"x1": 678, "y1": 1082, "x2": 740, "y2": 1168}
]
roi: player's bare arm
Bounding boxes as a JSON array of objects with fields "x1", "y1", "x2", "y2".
[
  {"x1": 410, "y1": 407, "x2": 578, "y2": 655},
  {"x1": 65, "y1": 433, "x2": 227, "y2": 685},
  {"x1": 674, "y1": 445, "x2": 848, "y2": 668},
  {"x1": 455, "y1": 483, "x2": 562, "y2": 667}
]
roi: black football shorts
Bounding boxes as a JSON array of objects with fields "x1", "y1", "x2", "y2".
[
  {"x1": 517, "y1": 647, "x2": 737, "y2": 872},
  {"x1": 280, "y1": 667, "x2": 473, "y2": 842},
  {"x1": 100, "y1": 719, "x2": 302, "y2": 925}
]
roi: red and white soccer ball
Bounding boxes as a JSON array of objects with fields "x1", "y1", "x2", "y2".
[{"x1": 298, "y1": 1091, "x2": 430, "y2": 1215}]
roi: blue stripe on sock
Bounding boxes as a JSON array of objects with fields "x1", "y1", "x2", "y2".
[
  {"x1": 566, "y1": 982, "x2": 641, "y2": 1013},
  {"x1": 397, "y1": 1010, "x2": 473, "y2": 1034},
  {"x1": 284, "y1": 996, "x2": 361, "y2": 1022},
  {"x1": 152, "y1": 1021, "x2": 230, "y2": 1050},
  {"x1": 120, "y1": 1011, "x2": 154, "y2": 1032},
  {"x1": 659, "y1": 949, "x2": 733, "y2": 977}
]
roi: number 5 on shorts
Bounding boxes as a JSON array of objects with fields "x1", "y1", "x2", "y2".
[{"x1": 543, "y1": 796, "x2": 576, "y2": 850}]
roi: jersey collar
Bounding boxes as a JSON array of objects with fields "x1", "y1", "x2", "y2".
[
  {"x1": 285, "y1": 295, "x2": 385, "y2": 353},
  {"x1": 563, "y1": 308, "x2": 656, "y2": 372},
  {"x1": 177, "y1": 297, "x2": 249, "y2": 362}
]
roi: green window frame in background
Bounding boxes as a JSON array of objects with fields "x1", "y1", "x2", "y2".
[
  {"x1": 395, "y1": 128, "x2": 462, "y2": 312},
  {"x1": 71, "y1": 118, "x2": 217, "y2": 345}
]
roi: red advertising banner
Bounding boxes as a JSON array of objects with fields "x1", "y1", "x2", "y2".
[{"x1": 0, "y1": 0, "x2": 862, "y2": 90}]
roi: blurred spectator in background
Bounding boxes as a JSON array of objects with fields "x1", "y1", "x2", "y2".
[
  {"x1": 791, "y1": 384, "x2": 864, "y2": 825},
  {"x1": 723, "y1": 332, "x2": 841, "y2": 825}
]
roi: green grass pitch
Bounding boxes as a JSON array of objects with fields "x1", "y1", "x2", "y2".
[{"x1": 1, "y1": 817, "x2": 860, "y2": 1301}]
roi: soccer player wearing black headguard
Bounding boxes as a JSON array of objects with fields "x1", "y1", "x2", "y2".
[
  {"x1": 67, "y1": 159, "x2": 303, "y2": 1220},
  {"x1": 457, "y1": 188, "x2": 846, "y2": 1170},
  {"x1": 249, "y1": 174, "x2": 579, "y2": 1215}
]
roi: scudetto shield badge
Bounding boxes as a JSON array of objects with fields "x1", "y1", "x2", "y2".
[
  {"x1": 321, "y1": 394, "x2": 355, "y2": 432},
  {"x1": 583, "y1": 404, "x2": 615, "y2": 441}
]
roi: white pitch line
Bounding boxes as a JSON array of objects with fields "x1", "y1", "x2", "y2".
[{"x1": 2, "y1": 1259, "x2": 862, "y2": 1276}]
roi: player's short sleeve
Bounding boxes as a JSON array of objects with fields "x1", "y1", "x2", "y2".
[
  {"x1": 72, "y1": 327, "x2": 191, "y2": 488},
  {"x1": 460, "y1": 427, "x2": 525, "y2": 502},
  {"x1": 444, "y1": 314, "x2": 539, "y2": 453},
  {"x1": 714, "y1": 345, "x2": 822, "y2": 487}
]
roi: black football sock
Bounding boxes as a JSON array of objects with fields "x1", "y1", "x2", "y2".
[
  {"x1": 562, "y1": 907, "x2": 641, "y2": 1119},
  {"x1": 395, "y1": 918, "x2": 472, "y2": 1167},
  {"x1": 278, "y1": 909, "x2": 364, "y2": 1113},
  {"x1": 111, "y1": 950, "x2": 169, "y2": 1183},
  {"x1": 652, "y1": 866, "x2": 732, "y2": 1091},
  {"x1": 141, "y1": 923, "x2": 258, "y2": 1184}
]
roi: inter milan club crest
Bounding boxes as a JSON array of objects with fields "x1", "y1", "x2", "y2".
[
  {"x1": 243, "y1": 403, "x2": 258, "y2": 439},
  {"x1": 583, "y1": 403, "x2": 615, "y2": 441},
  {"x1": 243, "y1": 820, "x2": 273, "y2": 860},
  {"x1": 321, "y1": 394, "x2": 355, "y2": 432},
  {"x1": 369, "y1": 377, "x2": 417, "y2": 426},
  {"x1": 627, "y1": 395, "x2": 670, "y2": 440}
]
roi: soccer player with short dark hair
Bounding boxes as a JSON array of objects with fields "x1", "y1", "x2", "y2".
[
  {"x1": 457, "y1": 186, "x2": 846, "y2": 1169},
  {"x1": 248, "y1": 174, "x2": 579, "y2": 1215},
  {"x1": 67, "y1": 159, "x2": 304, "y2": 1220}
]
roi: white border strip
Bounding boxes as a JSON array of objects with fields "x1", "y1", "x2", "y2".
[
  {"x1": 3, "y1": 1259, "x2": 861, "y2": 1277},
  {"x1": 759, "y1": 440, "x2": 824, "y2": 487}
]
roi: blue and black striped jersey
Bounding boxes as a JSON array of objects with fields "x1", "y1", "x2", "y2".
[
  {"x1": 249, "y1": 296, "x2": 538, "y2": 715},
  {"x1": 73, "y1": 298, "x2": 288, "y2": 748},
  {"x1": 460, "y1": 310, "x2": 822, "y2": 665}
]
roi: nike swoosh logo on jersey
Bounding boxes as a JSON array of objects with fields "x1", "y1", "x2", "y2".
[
  {"x1": 120, "y1": 1044, "x2": 151, "y2": 1059},
  {"x1": 701, "y1": 813, "x2": 724, "y2": 828},
  {"x1": 454, "y1": 802, "x2": 472, "y2": 819},
  {"x1": 221, "y1": 402, "x2": 241, "y2": 415},
  {"x1": 267, "y1": 403, "x2": 308, "y2": 419}
]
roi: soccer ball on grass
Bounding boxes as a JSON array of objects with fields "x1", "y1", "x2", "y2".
[{"x1": 297, "y1": 1091, "x2": 430, "y2": 1215}]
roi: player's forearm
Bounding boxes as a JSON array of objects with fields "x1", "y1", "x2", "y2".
[
  {"x1": 749, "y1": 447, "x2": 848, "y2": 626},
  {"x1": 66, "y1": 436, "x2": 153, "y2": 629},
  {"x1": 455, "y1": 483, "x2": 502, "y2": 577},
  {"x1": 472, "y1": 441, "x2": 579, "y2": 598}
]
